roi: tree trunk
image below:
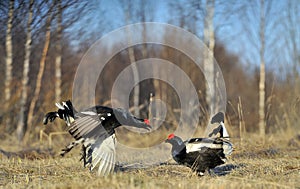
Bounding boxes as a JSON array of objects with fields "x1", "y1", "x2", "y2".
[
  {"x1": 4, "y1": 0, "x2": 14, "y2": 130},
  {"x1": 27, "y1": 12, "x2": 52, "y2": 134},
  {"x1": 203, "y1": 0, "x2": 215, "y2": 113},
  {"x1": 16, "y1": 0, "x2": 33, "y2": 141},
  {"x1": 55, "y1": 0, "x2": 62, "y2": 103},
  {"x1": 125, "y1": 11, "x2": 140, "y2": 116},
  {"x1": 258, "y1": 0, "x2": 266, "y2": 140},
  {"x1": 128, "y1": 42, "x2": 140, "y2": 116}
]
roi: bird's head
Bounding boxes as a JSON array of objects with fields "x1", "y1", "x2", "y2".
[
  {"x1": 133, "y1": 117, "x2": 151, "y2": 131},
  {"x1": 165, "y1": 133, "x2": 184, "y2": 145},
  {"x1": 114, "y1": 108, "x2": 151, "y2": 131},
  {"x1": 165, "y1": 133, "x2": 175, "y2": 142},
  {"x1": 165, "y1": 133, "x2": 186, "y2": 156}
]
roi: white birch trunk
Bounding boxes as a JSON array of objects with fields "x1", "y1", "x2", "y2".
[
  {"x1": 259, "y1": 0, "x2": 266, "y2": 139},
  {"x1": 55, "y1": 0, "x2": 62, "y2": 103},
  {"x1": 128, "y1": 44, "x2": 140, "y2": 116},
  {"x1": 4, "y1": 0, "x2": 14, "y2": 129},
  {"x1": 203, "y1": 0, "x2": 215, "y2": 113},
  {"x1": 27, "y1": 11, "x2": 52, "y2": 131},
  {"x1": 126, "y1": 11, "x2": 140, "y2": 116},
  {"x1": 17, "y1": 0, "x2": 33, "y2": 141}
]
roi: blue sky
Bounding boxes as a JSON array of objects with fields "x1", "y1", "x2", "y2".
[{"x1": 67, "y1": 0, "x2": 299, "y2": 76}]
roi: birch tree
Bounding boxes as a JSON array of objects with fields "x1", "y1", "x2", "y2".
[
  {"x1": 203, "y1": 0, "x2": 215, "y2": 113},
  {"x1": 16, "y1": 0, "x2": 33, "y2": 141},
  {"x1": 26, "y1": 2, "x2": 54, "y2": 140},
  {"x1": 55, "y1": 0, "x2": 62, "y2": 103},
  {"x1": 238, "y1": 0, "x2": 278, "y2": 138},
  {"x1": 258, "y1": 0, "x2": 266, "y2": 139},
  {"x1": 117, "y1": 0, "x2": 155, "y2": 116},
  {"x1": 124, "y1": 1, "x2": 140, "y2": 116},
  {"x1": 4, "y1": 0, "x2": 14, "y2": 128}
]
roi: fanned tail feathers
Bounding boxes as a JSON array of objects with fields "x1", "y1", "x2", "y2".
[
  {"x1": 43, "y1": 100, "x2": 75, "y2": 126},
  {"x1": 208, "y1": 112, "x2": 233, "y2": 159}
]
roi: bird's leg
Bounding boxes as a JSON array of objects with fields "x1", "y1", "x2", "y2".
[
  {"x1": 60, "y1": 138, "x2": 84, "y2": 156},
  {"x1": 208, "y1": 169, "x2": 212, "y2": 176},
  {"x1": 207, "y1": 169, "x2": 217, "y2": 176},
  {"x1": 79, "y1": 143, "x2": 93, "y2": 168},
  {"x1": 87, "y1": 145, "x2": 93, "y2": 166},
  {"x1": 80, "y1": 144, "x2": 88, "y2": 167}
]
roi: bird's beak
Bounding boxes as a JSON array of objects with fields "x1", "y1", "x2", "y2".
[
  {"x1": 133, "y1": 117, "x2": 152, "y2": 131},
  {"x1": 144, "y1": 119, "x2": 150, "y2": 125},
  {"x1": 143, "y1": 119, "x2": 151, "y2": 131}
]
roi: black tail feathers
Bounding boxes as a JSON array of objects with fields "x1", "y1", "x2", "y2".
[
  {"x1": 56, "y1": 100, "x2": 75, "y2": 119},
  {"x1": 43, "y1": 112, "x2": 58, "y2": 124},
  {"x1": 43, "y1": 100, "x2": 75, "y2": 125},
  {"x1": 208, "y1": 112, "x2": 229, "y2": 138},
  {"x1": 208, "y1": 125, "x2": 224, "y2": 137}
]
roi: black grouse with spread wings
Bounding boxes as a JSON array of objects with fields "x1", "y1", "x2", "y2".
[{"x1": 43, "y1": 100, "x2": 150, "y2": 176}]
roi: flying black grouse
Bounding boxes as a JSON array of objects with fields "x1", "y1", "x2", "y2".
[
  {"x1": 165, "y1": 112, "x2": 233, "y2": 175},
  {"x1": 43, "y1": 100, "x2": 151, "y2": 176}
]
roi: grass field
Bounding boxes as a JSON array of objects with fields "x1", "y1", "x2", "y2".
[{"x1": 0, "y1": 132, "x2": 299, "y2": 189}]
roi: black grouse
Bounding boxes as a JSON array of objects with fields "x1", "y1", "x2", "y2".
[
  {"x1": 43, "y1": 100, "x2": 151, "y2": 176},
  {"x1": 165, "y1": 112, "x2": 233, "y2": 175}
]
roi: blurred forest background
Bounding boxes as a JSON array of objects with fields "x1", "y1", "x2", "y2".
[{"x1": 0, "y1": 0, "x2": 299, "y2": 144}]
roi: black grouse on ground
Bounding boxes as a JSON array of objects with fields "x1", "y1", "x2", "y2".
[
  {"x1": 165, "y1": 112, "x2": 233, "y2": 175},
  {"x1": 43, "y1": 100, "x2": 151, "y2": 176}
]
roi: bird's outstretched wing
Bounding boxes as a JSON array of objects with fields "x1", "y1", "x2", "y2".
[
  {"x1": 64, "y1": 112, "x2": 116, "y2": 176},
  {"x1": 85, "y1": 135, "x2": 116, "y2": 176},
  {"x1": 59, "y1": 111, "x2": 113, "y2": 156},
  {"x1": 68, "y1": 115, "x2": 111, "y2": 140}
]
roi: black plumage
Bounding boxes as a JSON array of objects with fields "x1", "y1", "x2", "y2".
[
  {"x1": 43, "y1": 100, "x2": 150, "y2": 176},
  {"x1": 165, "y1": 112, "x2": 233, "y2": 175}
]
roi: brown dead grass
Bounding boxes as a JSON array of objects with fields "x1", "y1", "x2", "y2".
[{"x1": 0, "y1": 132, "x2": 299, "y2": 189}]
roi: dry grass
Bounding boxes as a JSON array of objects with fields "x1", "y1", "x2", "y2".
[{"x1": 0, "y1": 132, "x2": 299, "y2": 189}]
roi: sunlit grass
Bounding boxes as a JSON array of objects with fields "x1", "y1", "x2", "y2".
[{"x1": 0, "y1": 130, "x2": 299, "y2": 189}]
